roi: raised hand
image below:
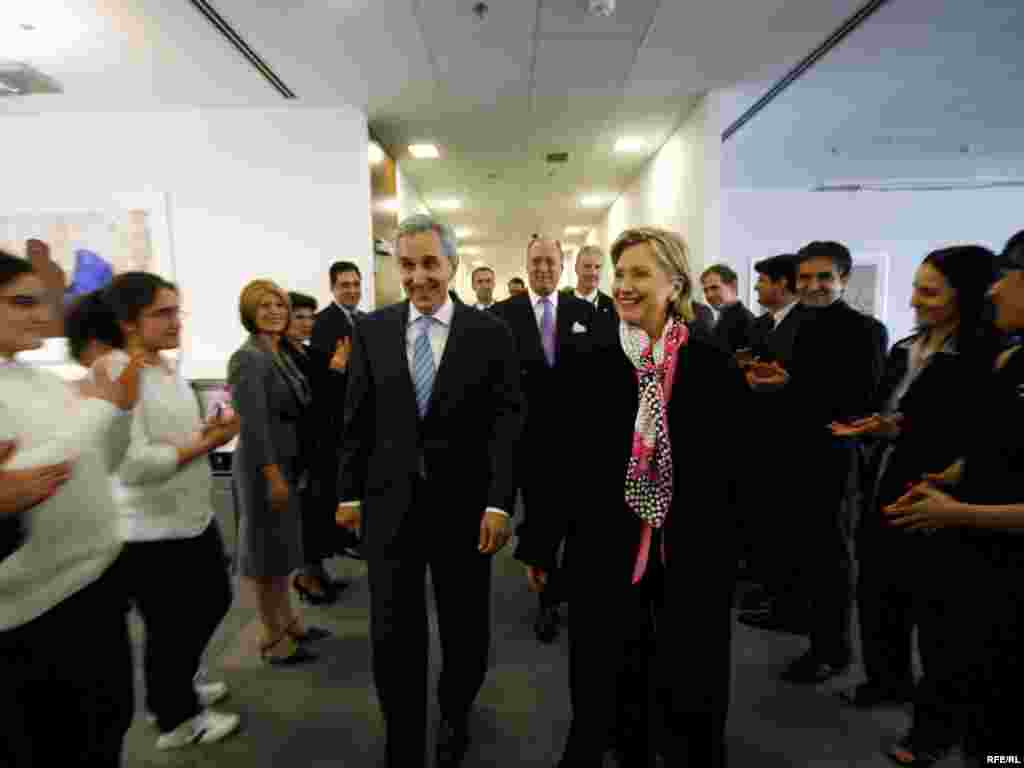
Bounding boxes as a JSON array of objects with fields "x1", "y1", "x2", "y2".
[
  {"x1": 78, "y1": 354, "x2": 148, "y2": 410},
  {"x1": 330, "y1": 337, "x2": 352, "y2": 372}
]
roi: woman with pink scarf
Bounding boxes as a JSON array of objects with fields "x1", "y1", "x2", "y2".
[{"x1": 521, "y1": 227, "x2": 747, "y2": 768}]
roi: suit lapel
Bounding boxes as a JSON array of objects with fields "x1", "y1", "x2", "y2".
[
  {"x1": 392, "y1": 301, "x2": 420, "y2": 425},
  {"x1": 515, "y1": 294, "x2": 546, "y2": 362},
  {"x1": 556, "y1": 296, "x2": 576, "y2": 360},
  {"x1": 427, "y1": 301, "x2": 467, "y2": 415}
]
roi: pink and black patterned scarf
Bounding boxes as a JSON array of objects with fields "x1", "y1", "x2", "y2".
[{"x1": 620, "y1": 316, "x2": 688, "y2": 528}]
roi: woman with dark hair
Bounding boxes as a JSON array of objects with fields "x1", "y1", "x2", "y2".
[
  {"x1": 100, "y1": 271, "x2": 241, "y2": 750},
  {"x1": 282, "y1": 290, "x2": 348, "y2": 605},
  {"x1": 0, "y1": 251, "x2": 142, "y2": 766},
  {"x1": 64, "y1": 290, "x2": 124, "y2": 367},
  {"x1": 229, "y1": 280, "x2": 327, "y2": 666},
  {"x1": 885, "y1": 232, "x2": 1024, "y2": 767},
  {"x1": 829, "y1": 246, "x2": 1001, "y2": 766},
  {"x1": 518, "y1": 227, "x2": 746, "y2": 768}
]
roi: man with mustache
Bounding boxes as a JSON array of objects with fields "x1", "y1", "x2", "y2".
[{"x1": 748, "y1": 241, "x2": 887, "y2": 683}]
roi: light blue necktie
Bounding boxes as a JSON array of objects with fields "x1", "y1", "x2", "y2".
[{"x1": 412, "y1": 316, "x2": 436, "y2": 419}]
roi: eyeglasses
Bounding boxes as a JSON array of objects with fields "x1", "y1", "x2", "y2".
[
  {"x1": 143, "y1": 308, "x2": 187, "y2": 321},
  {"x1": 0, "y1": 294, "x2": 45, "y2": 308}
]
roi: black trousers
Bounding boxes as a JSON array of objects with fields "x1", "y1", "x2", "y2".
[
  {"x1": 857, "y1": 528, "x2": 968, "y2": 747},
  {"x1": 793, "y1": 438, "x2": 856, "y2": 663},
  {"x1": 0, "y1": 556, "x2": 134, "y2": 767},
  {"x1": 367, "y1": 477, "x2": 494, "y2": 768},
  {"x1": 561, "y1": 545, "x2": 732, "y2": 768},
  {"x1": 121, "y1": 523, "x2": 233, "y2": 732},
  {"x1": 520, "y1": 482, "x2": 570, "y2": 612}
]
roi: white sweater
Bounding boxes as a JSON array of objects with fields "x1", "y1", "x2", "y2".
[
  {"x1": 103, "y1": 350, "x2": 214, "y2": 542},
  {"x1": 0, "y1": 363, "x2": 131, "y2": 631}
]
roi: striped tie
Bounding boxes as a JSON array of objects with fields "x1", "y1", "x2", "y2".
[{"x1": 412, "y1": 316, "x2": 436, "y2": 419}]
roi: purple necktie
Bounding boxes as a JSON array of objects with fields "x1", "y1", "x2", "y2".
[{"x1": 540, "y1": 296, "x2": 556, "y2": 367}]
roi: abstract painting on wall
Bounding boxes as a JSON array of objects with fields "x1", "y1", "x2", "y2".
[{"x1": 1, "y1": 195, "x2": 175, "y2": 369}]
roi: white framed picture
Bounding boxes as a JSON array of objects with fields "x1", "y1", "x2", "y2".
[{"x1": 1, "y1": 189, "x2": 176, "y2": 368}]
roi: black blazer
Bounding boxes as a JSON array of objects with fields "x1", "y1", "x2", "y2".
[
  {"x1": 713, "y1": 301, "x2": 756, "y2": 353},
  {"x1": 595, "y1": 291, "x2": 617, "y2": 321},
  {"x1": 338, "y1": 300, "x2": 524, "y2": 558},
  {"x1": 691, "y1": 301, "x2": 715, "y2": 334},
  {"x1": 489, "y1": 292, "x2": 603, "y2": 441},
  {"x1": 311, "y1": 303, "x2": 356, "y2": 357},
  {"x1": 748, "y1": 303, "x2": 806, "y2": 367},
  {"x1": 517, "y1": 324, "x2": 748, "y2": 586},
  {"x1": 788, "y1": 300, "x2": 888, "y2": 431}
]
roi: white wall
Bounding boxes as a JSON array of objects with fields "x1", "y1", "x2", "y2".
[
  {"x1": 721, "y1": 186, "x2": 1024, "y2": 342},
  {"x1": 595, "y1": 93, "x2": 723, "y2": 294},
  {"x1": 1, "y1": 106, "x2": 371, "y2": 379}
]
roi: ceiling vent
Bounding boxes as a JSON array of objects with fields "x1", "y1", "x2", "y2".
[
  {"x1": 0, "y1": 62, "x2": 62, "y2": 97},
  {"x1": 814, "y1": 178, "x2": 1024, "y2": 193},
  {"x1": 546, "y1": 152, "x2": 569, "y2": 164}
]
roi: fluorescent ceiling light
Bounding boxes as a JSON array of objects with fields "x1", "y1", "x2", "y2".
[
  {"x1": 375, "y1": 198, "x2": 399, "y2": 213},
  {"x1": 461, "y1": 246, "x2": 482, "y2": 255},
  {"x1": 564, "y1": 226, "x2": 587, "y2": 235},
  {"x1": 455, "y1": 227, "x2": 474, "y2": 239},
  {"x1": 368, "y1": 142, "x2": 385, "y2": 165},
  {"x1": 579, "y1": 195, "x2": 606, "y2": 208},
  {"x1": 409, "y1": 144, "x2": 440, "y2": 159},
  {"x1": 614, "y1": 137, "x2": 647, "y2": 153},
  {"x1": 433, "y1": 198, "x2": 461, "y2": 211}
]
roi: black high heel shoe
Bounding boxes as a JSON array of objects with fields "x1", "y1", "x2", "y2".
[
  {"x1": 260, "y1": 634, "x2": 318, "y2": 666},
  {"x1": 285, "y1": 618, "x2": 332, "y2": 644},
  {"x1": 292, "y1": 573, "x2": 335, "y2": 606}
]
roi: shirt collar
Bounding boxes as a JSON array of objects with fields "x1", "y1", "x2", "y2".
[
  {"x1": 527, "y1": 287, "x2": 559, "y2": 309},
  {"x1": 771, "y1": 299, "x2": 799, "y2": 326},
  {"x1": 408, "y1": 297, "x2": 454, "y2": 328},
  {"x1": 575, "y1": 288, "x2": 598, "y2": 304},
  {"x1": 334, "y1": 301, "x2": 355, "y2": 319}
]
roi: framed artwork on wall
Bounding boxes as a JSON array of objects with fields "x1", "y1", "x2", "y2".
[{"x1": 1, "y1": 190, "x2": 176, "y2": 370}]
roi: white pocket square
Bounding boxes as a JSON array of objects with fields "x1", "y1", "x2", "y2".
[{"x1": 572, "y1": 322, "x2": 587, "y2": 333}]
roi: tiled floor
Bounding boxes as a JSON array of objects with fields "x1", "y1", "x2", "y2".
[{"x1": 121, "y1": 547, "x2": 964, "y2": 767}]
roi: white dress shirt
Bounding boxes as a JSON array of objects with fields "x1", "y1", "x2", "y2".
[
  {"x1": 527, "y1": 287, "x2": 560, "y2": 331},
  {"x1": 771, "y1": 299, "x2": 799, "y2": 329}
]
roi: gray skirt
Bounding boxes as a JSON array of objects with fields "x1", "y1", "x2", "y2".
[{"x1": 232, "y1": 444, "x2": 304, "y2": 578}]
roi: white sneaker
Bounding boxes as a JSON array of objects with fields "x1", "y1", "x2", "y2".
[
  {"x1": 144, "y1": 681, "x2": 229, "y2": 726},
  {"x1": 155, "y1": 709, "x2": 240, "y2": 750}
]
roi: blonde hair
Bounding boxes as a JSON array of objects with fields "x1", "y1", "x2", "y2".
[
  {"x1": 610, "y1": 227, "x2": 694, "y2": 322},
  {"x1": 239, "y1": 279, "x2": 291, "y2": 334}
]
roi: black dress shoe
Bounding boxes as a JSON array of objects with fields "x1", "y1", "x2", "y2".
[
  {"x1": 535, "y1": 606, "x2": 561, "y2": 644},
  {"x1": 737, "y1": 609, "x2": 808, "y2": 635},
  {"x1": 838, "y1": 681, "x2": 913, "y2": 708},
  {"x1": 780, "y1": 652, "x2": 850, "y2": 684},
  {"x1": 436, "y1": 717, "x2": 470, "y2": 767}
]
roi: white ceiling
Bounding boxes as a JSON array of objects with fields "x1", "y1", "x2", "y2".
[
  {"x1": 10, "y1": 0, "x2": 1007, "y2": 275},
  {"x1": 722, "y1": 0, "x2": 1024, "y2": 188}
]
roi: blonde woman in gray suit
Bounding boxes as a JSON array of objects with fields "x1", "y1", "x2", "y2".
[{"x1": 229, "y1": 280, "x2": 328, "y2": 665}]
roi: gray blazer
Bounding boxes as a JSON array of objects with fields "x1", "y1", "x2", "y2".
[{"x1": 227, "y1": 338, "x2": 301, "y2": 468}]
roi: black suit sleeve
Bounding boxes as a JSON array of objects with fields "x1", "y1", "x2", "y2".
[
  {"x1": 485, "y1": 321, "x2": 525, "y2": 512},
  {"x1": 337, "y1": 322, "x2": 372, "y2": 502}
]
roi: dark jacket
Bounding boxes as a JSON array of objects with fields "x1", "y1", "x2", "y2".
[
  {"x1": 712, "y1": 301, "x2": 756, "y2": 353},
  {"x1": 338, "y1": 300, "x2": 524, "y2": 558}
]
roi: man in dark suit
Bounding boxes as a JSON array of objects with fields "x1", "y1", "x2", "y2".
[
  {"x1": 312, "y1": 261, "x2": 365, "y2": 558},
  {"x1": 568, "y1": 244, "x2": 617, "y2": 322},
  {"x1": 690, "y1": 300, "x2": 715, "y2": 334},
  {"x1": 748, "y1": 241, "x2": 887, "y2": 684},
  {"x1": 470, "y1": 265, "x2": 496, "y2": 310},
  {"x1": 701, "y1": 264, "x2": 756, "y2": 353},
  {"x1": 336, "y1": 214, "x2": 523, "y2": 768},
  {"x1": 736, "y1": 255, "x2": 809, "y2": 631},
  {"x1": 310, "y1": 260, "x2": 364, "y2": 357},
  {"x1": 490, "y1": 237, "x2": 604, "y2": 645}
]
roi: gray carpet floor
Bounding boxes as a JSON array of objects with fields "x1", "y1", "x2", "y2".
[{"x1": 121, "y1": 547, "x2": 963, "y2": 767}]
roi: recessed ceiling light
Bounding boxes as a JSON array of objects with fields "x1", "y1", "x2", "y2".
[
  {"x1": 564, "y1": 226, "x2": 587, "y2": 235},
  {"x1": 19, "y1": 24, "x2": 36, "y2": 32},
  {"x1": 433, "y1": 198, "x2": 461, "y2": 211},
  {"x1": 455, "y1": 227, "x2": 474, "y2": 239},
  {"x1": 368, "y1": 142, "x2": 385, "y2": 165},
  {"x1": 614, "y1": 137, "x2": 647, "y2": 153},
  {"x1": 409, "y1": 144, "x2": 441, "y2": 159},
  {"x1": 579, "y1": 195, "x2": 606, "y2": 208},
  {"x1": 374, "y1": 198, "x2": 399, "y2": 213}
]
